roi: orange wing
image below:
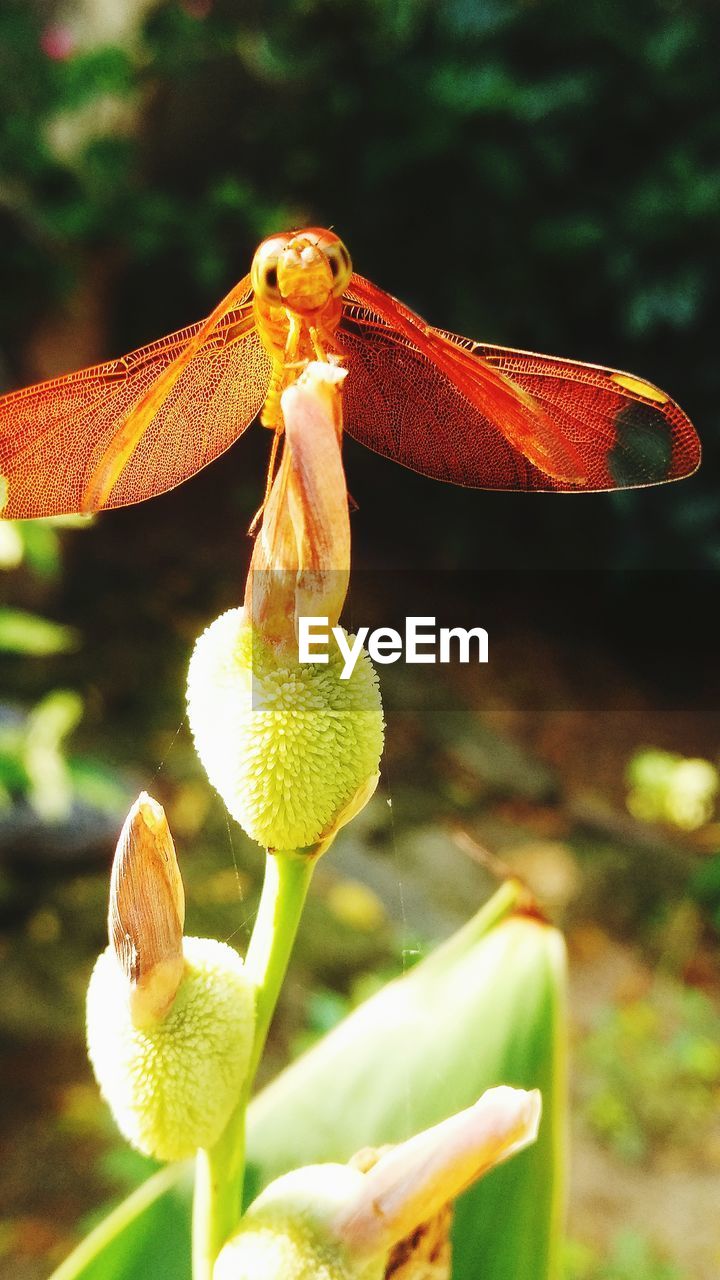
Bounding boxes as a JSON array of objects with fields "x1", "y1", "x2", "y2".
[
  {"x1": 342, "y1": 276, "x2": 700, "y2": 491},
  {"x1": 0, "y1": 276, "x2": 270, "y2": 519}
]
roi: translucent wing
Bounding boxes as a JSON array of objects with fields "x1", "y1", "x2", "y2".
[
  {"x1": 342, "y1": 277, "x2": 700, "y2": 491},
  {"x1": 0, "y1": 276, "x2": 270, "y2": 518}
]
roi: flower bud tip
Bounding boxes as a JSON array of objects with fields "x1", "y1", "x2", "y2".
[
  {"x1": 108, "y1": 791, "x2": 185, "y2": 1027},
  {"x1": 334, "y1": 1086, "x2": 542, "y2": 1257}
]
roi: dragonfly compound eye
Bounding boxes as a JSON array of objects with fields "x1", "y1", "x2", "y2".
[
  {"x1": 251, "y1": 243, "x2": 284, "y2": 303},
  {"x1": 324, "y1": 238, "x2": 353, "y2": 297}
]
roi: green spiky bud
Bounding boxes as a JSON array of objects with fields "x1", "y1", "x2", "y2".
[
  {"x1": 87, "y1": 935, "x2": 255, "y2": 1161},
  {"x1": 85, "y1": 793, "x2": 255, "y2": 1161},
  {"x1": 186, "y1": 608, "x2": 383, "y2": 852},
  {"x1": 213, "y1": 1165, "x2": 384, "y2": 1280}
]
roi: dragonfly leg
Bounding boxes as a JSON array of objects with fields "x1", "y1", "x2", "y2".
[
  {"x1": 308, "y1": 326, "x2": 327, "y2": 361},
  {"x1": 309, "y1": 320, "x2": 346, "y2": 363},
  {"x1": 248, "y1": 424, "x2": 283, "y2": 535},
  {"x1": 260, "y1": 313, "x2": 304, "y2": 429},
  {"x1": 318, "y1": 315, "x2": 346, "y2": 356},
  {"x1": 251, "y1": 313, "x2": 308, "y2": 532}
]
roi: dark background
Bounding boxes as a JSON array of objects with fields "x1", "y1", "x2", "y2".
[{"x1": 1, "y1": 0, "x2": 719, "y2": 571}]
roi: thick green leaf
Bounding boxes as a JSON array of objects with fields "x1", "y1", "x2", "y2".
[
  {"x1": 248, "y1": 888, "x2": 567, "y2": 1280},
  {"x1": 51, "y1": 882, "x2": 566, "y2": 1280}
]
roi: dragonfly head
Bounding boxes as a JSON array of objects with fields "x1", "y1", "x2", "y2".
[{"x1": 252, "y1": 228, "x2": 353, "y2": 314}]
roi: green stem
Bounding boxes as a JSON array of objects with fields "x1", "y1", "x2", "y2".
[{"x1": 192, "y1": 850, "x2": 315, "y2": 1280}]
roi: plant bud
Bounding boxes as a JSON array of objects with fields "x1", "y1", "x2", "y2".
[
  {"x1": 214, "y1": 1087, "x2": 540, "y2": 1280},
  {"x1": 247, "y1": 361, "x2": 350, "y2": 653},
  {"x1": 349, "y1": 1147, "x2": 452, "y2": 1280},
  {"x1": 87, "y1": 935, "x2": 255, "y2": 1161},
  {"x1": 187, "y1": 608, "x2": 383, "y2": 853},
  {"x1": 334, "y1": 1086, "x2": 541, "y2": 1260},
  {"x1": 86, "y1": 793, "x2": 255, "y2": 1160},
  {"x1": 213, "y1": 1164, "x2": 384, "y2": 1280},
  {"x1": 108, "y1": 791, "x2": 185, "y2": 1027}
]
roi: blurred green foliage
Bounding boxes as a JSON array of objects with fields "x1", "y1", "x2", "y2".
[
  {"x1": 579, "y1": 978, "x2": 720, "y2": 1163},
  {"x1": 626, "y1": 747, "x2": 719, "y2": 831},
  {"x1": 0, "y1": 608, "x2": 76, "y2": 657},
  {"x1": 691, "y1": 853, "x2": 720, "y2": 935},
  {"x1": 0, "y1": 0, "x2": 718, "y2": 567},
  {"x1": 0, "y1": 515, "x2": 125, "y2": 826},
  {"x1": 0, "y1": 689, "x2": 82, "y2": 818},
  {"x1": 0, "y1": 519, "x2": 76, "y2": 657},
  {"x1": 565, "y1": 1231, "x2": 683, "y2": 1280},
  {"x1": 0, "y1": 512, "x2": 80, "y2": 814}
]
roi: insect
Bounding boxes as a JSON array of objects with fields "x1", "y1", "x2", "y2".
[{"x1": 0, "y1": 227, "x2": 700, "y2": 519}]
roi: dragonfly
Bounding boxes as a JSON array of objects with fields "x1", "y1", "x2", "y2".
[{"x1": 0, "y1": 226, "x2": 700, "y2": 519}]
